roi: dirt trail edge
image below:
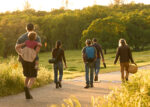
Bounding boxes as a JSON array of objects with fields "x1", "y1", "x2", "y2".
[{"x1": 0, "y1": 65, "x2": 149, "y2": 107}]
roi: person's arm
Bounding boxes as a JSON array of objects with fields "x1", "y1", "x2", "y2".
[
  {"x1": 99, "y1": 45, "x2": 105, "y2": 63},
  {"x1": 114, "y1": 47, "x2": 120, "y2": 64},
  {"x1": 37, "y1": 43, "x2": 42, "y2": 47},
  {"x1": 52, "y1": 49, "x2": 55, "y2": 58},
  {"x1": 62, "y1": 50, "x2": 67, "y2": 68},
  {"x1": 82, "y1": 47, "x2": 86, "y2": 63},
  {"x1": 94, "y1": 47, "x2": 97, "y2": 62},
  {"x1": 15, "y1": 43, "x2": 25, "y2": 55},
  {"x1": 35, "y1": 36, "x2": 41, "y2": 53},
  {"x1": 128, "y1": 47, "x2": 134, "y2": 64},
  {"x1": 15, "y1": 43, "x2": 25, "y2": 49}
]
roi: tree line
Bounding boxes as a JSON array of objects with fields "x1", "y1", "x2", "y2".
[{"x1": 0, "y1": 3, "x2": 150, "y2": 57}]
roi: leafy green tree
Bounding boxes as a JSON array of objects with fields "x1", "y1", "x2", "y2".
[{"x1": 82, "y1": 16, "x2": 125, "y2": 54}]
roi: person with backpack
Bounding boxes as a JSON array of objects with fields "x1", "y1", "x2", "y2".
[
  {"x1": 114, "y1": 39, "x2": 135, "y2": 82},
  {"x1": 82, "y1": 39, "x2": 97, "y2": 88},
  {"x1": 52, "y1": 40, "x2": 67, "y2": 88},
  {"x1": 92, "y1": 38, "x2": 105, "y2": 81}
]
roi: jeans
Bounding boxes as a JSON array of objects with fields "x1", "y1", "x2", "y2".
[
  {"x1": 53, "y1": 61, "x2": 63, "y2": 83},
  {"x1": 94, "y1": 58, "x2": 100, "y2": 76},
  {"x1": 85, "y1": 62, "x2": 94, "y2": 84}
]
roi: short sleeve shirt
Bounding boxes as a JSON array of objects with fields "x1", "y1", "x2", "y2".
[{"x1": 25, "y1": 40, "x2": 38, "y2": 49}]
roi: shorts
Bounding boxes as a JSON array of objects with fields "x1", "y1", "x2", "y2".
[{"x1": 20, "y1": 57, "x2": 37, "y2": 78}]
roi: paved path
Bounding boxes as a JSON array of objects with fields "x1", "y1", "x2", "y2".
[{"x1": 0, "y1": 65, "x2": 149, "y2": 107}]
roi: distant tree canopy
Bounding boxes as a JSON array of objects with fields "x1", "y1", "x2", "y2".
[{"x1": 0, "y1": 3, "x2": 150, "y2": 57}]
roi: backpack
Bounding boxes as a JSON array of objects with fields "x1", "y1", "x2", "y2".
[{"x1": 85, "y1": 46, "x2": 95, "y2": 62}]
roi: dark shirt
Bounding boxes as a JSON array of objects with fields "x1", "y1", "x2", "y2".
[
  {"x1": 114, "y1": 45, "x2": 134, "y2": 63},
  {"x1": 92, "y1": 43, "x2": 104, "y2": 59},
  {"x1": 52, "y1": 48, "x2": 66, "y2": 65}
]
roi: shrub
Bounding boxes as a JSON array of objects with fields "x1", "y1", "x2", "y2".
[{"x1": 0, "y1": 57, "x2": 52, "y2": 97}]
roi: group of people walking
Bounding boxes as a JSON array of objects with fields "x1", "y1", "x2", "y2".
[{"x1": 15, "y1": 23, "x2": 135, "y2": 99}]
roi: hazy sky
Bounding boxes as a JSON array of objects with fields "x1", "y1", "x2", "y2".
[{"x1": 0, "y1": 0, "x2": 150, "y2": 13}]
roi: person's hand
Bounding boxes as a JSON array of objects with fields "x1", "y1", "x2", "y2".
[
  {"x1": 102, "y1": 59, "x2": 105, "y2": 63},
  {"x1": 114, "y1": 61, "x2": 117, "y2": 65},
  {"x1": 64, "y1": 64, "x2": 67, "y2": 69}
]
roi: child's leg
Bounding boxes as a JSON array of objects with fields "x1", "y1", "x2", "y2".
[{"x1": 35, "y1": 60, "x2": 39, "y2": 69}]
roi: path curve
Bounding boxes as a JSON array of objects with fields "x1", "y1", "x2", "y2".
[{"x1": 0, "y1": 65, "x2": 149, "y2": 107}]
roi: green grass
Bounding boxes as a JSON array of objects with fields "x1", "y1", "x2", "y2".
[
  {"x1": 0, "y1": 57, "x2": 52, "y2": 97},
  {"x1": 0, "y1": 49, "x2": 150, "y2": 97},
  {"x1": 39, "y1": 49, "x2": 150, "y2": 79}
]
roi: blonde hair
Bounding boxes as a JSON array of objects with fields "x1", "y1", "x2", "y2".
[
  {"x1": 118, "y1": 38, "x2": 127, "y2": 47},
  {"x1": 28, "y1": 31, "x2": 37, "y2": 41}
]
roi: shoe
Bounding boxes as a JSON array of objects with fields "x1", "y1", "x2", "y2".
[
  {"x1": 24, "y1": 87, "x2": 33, "y2": 99},
  {"x1": 58, "y1": 81, "x2": 62, "y2": 88},
  {"x1": 90, "y1": 83, "x2": 94, "y2": 88},
  {"x1": 84, "y1": 84, "x2": 90, "y2": 88},
  {"x1": 94, "y1": 75, "x2": 98, "y2": 81},
  {"x1": 56, "y1": 83, "x2": 59, "y2": 89}
]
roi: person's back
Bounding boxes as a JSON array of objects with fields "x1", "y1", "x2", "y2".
[
  {"x1": 52, "y1": 48, "x2": 66, "y2": 63},
  {"x1": 118, "y1": 45, "x2": 130, "y2": 63}
]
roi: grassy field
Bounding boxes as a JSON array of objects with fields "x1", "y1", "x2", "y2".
[
  {"x1": 0, "y1": 49, "x2": 150, "y2": 97},
  {"x1": 0, "y1": 57, "x2": 52, "y2": 97},
  {"x1": 39, "y1": 49, "x2": 150, "y2": 79}
]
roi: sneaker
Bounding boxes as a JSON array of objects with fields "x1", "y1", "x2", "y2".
[
  {"x1": 24, "y1": 87, "x2": 33, "y2": 99},
  {"x1": 84, "y1": 84, "x2": 90, "y2": 88},
  {"x1": 58, "y1": 82, "x2": 62, "y2": 88},
  {"x1": 56, "y1": 83, "x2": 59, "y2": 89},
  {"x1": 90, "y1": 83, "x2": 94, "y2": 88},
  {"x1": 94, "y1": 75, "x2": 98, "y2": 81}
]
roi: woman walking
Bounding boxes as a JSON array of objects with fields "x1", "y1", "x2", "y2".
[
  {"x1": 52, "y1": 40, "x2": 67, "y2": 88},
  {"x1": 114, "y1": 39, "x2": 135, "y2": 82}
]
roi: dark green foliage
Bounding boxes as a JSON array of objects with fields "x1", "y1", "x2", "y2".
[{"x1": 0, "y1": 4, "x2": 150, "y2": 57}]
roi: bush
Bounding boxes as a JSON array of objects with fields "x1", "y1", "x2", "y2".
[{"x1": 0, "y1": 57, "x2": 52, "y2": 97}]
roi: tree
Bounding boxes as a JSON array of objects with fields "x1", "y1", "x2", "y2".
[
  {"x1": 81, "y1": 16, "x2": 125, "y2": 54},
  {"x1": 0, "y1": 33, "x2": 5, "y2": 56}
]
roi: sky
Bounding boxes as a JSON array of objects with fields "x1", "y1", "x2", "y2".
[{"x1": 0, "y1": 0, "x2": 150, "y2": 13}]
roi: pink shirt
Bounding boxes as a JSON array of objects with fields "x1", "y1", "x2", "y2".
[{"x1": 25, "y1": 40, "x2": 38, "y2": 49}]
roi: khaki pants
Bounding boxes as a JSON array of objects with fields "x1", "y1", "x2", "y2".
[{"x1": 120, "y1": 62, "x2": 129, "y2": 81}]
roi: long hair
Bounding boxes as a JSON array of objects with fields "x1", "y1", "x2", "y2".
[
  {"x1": 118, "y1": 38, "x2": 127, "y2": 47},
  {"x1": 55, "y1": 40, "x2": 62, "y2": 49}
]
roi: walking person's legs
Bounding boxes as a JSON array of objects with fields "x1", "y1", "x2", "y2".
[
  {"x1": 90, "y1": 63, "x2": 94, "y2": 87},
  {"x1": 54, "y1": 64, "x2": 59, "y2": 88},
  {"x1": 24, "y1": 77, "x2": 35, "y2": 99},
  {"x1": 85, "y1": 63, "x2": 90, "y2": 88},
  {"x1": 94, "y1": 58, "x2": 100, "y2": 81},
  {"x1": 125, "y1": 63, "x2": 129, "y2": 81},
  {"x1": 120, "y1": 63, "x2": 125, "y2": 82},
  {"x1": 28, "y1": 78, "x2": 36, "y2": 88},
  {"x1": 58, "y1": 62, "x2": 63, "y2": 88}
]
